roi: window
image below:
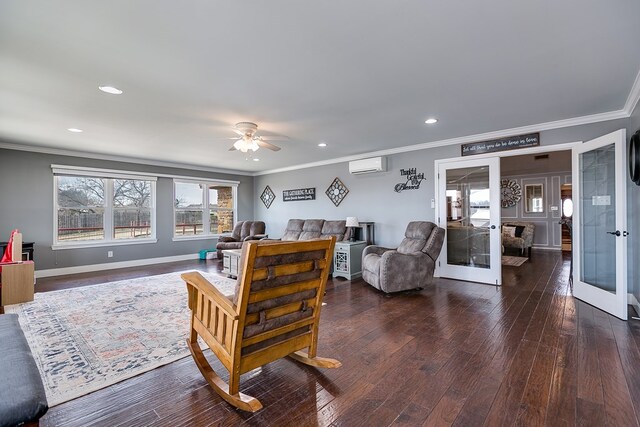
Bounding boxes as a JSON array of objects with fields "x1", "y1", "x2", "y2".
[
  {"x1": 174, "y1": 180, "x2": 237, "y2": 238},
  {"x1": 53, "y1": 166, "x2": 156, "y2": 248}
]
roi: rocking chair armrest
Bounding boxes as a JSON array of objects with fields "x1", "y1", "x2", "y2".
[{"x1": 181, "y1": 272, "x2": 239, "y2": 319}]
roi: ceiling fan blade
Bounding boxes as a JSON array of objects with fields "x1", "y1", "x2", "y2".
[
  {"x1": 258, "y1": 135, "x2": 289, "y2": 141},
  {"x1": 231, "y1": 128, "x2": 246, "y2": 136},
  {"x1": 228, "y1": 145, "x2": 237, "y2": 151},
  {"x1": 256, "y1": 139, "x2": 281, "y2": 151}
]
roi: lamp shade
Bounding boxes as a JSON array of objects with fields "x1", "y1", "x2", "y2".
[{"x1": 345, "y1": 217, "x2": 359, "y2": 227}]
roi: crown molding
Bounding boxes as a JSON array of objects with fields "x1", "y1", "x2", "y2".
[
  {"x1": 254, "y1": 109, "x2": 629, "y2": 176},
  {"x1": 624, "y1": 68, "x2": 640, "y2": 116},
  {"x1": 0, "y1": 140, "x2": 251, "y2": 177}
]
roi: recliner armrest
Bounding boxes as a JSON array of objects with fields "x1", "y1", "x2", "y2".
[
  {"x1": 243, "y1": 234, "x2": 268, "y2": 241},
  {"x1": 218, "y1": 236, "x2": 237, "y2": 243},
  {"x1": 362, "y1": 245, "x2": 394, "y2": 258}
]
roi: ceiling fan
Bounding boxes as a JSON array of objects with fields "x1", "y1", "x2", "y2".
[{"x1": 228, "y1": 122, "x2": 282, "y2": 153}]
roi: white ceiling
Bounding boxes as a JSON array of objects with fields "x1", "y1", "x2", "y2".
[{"x1": 1, "y1": 1, "x2": 639, "y2": 174}]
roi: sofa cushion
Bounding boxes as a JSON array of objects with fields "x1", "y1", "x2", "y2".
[
  {"x1": 281, "y1": 219, "x2": 305, "y2": 241},
  {"x1": 299, "y1": 219, "x2": 324, "y2": 240},
  {"x1": 397, "y1": 221, "x2": 437, "y2": 254},
  {"x1": 321, "y1": 220, "x2": 346, "y2": 241}
]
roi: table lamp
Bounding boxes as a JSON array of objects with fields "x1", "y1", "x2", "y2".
[{"x1": 345, "y1": 216, "x2": 359, "y2": 242}]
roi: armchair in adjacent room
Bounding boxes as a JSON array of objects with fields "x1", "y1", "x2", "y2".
[
  {"x1": 362, "y1": 221, "x2": 445, "y2": 293},
  {"x1": 215, "y1": 221, "x2": 267, "y2": 259}
]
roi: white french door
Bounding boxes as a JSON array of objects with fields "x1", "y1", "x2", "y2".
[
  {"x1": 437, "y1": 157, "x2": 502, "y2": 285},
  {"x1": 572, "y1": 129, "x2": 628, "y2": 320}
]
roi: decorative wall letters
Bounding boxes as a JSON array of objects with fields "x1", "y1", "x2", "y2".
[{"x1": 394, "y1": 168, "x2": 425, "y2": 192}]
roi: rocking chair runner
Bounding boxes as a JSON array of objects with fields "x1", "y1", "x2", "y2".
[{"x1": 182, "y1": 237, "x2": 341, "y2": 412}]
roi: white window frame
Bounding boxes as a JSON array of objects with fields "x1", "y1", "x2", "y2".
[
  {"x1": 172, "y1": 178, "x2": 238, "y2": 241},
  {"x1": 52, "y1": 166, "x2": 157, "y2": 250}
]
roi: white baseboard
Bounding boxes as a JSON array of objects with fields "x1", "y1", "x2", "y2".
[
  {"x1": 629, "y1": 293, "x2": 640, "y2": 314},
  {"x1": 35, "y1": 253, "x2": 200, "y2": 278}
]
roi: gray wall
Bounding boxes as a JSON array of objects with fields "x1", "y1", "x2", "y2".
[
  {"x1": 501, "y1": 171, "x2": 571, "y2": 249},
  {"x1": 0, "y1": 148, "x2": 254, "y2": 271},
  {"x1": 254, "y1": 117, "x2": 630, "y2": 250},
  {"x1": 627, "y1": 103, "x2": 640, "y2": 303}
]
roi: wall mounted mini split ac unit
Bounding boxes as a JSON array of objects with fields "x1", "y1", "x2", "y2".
[{"x1": 348, "y1": 156, "x2": 387, "y2": 174}]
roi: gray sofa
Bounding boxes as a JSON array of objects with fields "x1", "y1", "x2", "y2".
[
  {"x1": 0, "y1": 314, "x2": 48, "y2": 427},
  {"x1": 280, "y1": 219, "x2": 353, "y2": 242},
  {"x1": 501, "y1": 221, "x2": 535, "y2": 257},
  {"x1": 362, "y1": 221, "x2": 445, "y2": 293},
  {"x1": 216, "y1": 220, "x2": 267, "y2": 259}
]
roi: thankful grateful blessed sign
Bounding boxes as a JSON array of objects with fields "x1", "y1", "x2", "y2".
[{"x1": 461, "y1": 133, "x2": 540, "y2": 156}]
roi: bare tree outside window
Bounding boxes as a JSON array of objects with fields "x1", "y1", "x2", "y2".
[
  {"x1": 57, "y1": 177, "x2": 106, "y2": 241},
  {"x1": 113, "y1": 179, "x2": 153, "y2": 239}
]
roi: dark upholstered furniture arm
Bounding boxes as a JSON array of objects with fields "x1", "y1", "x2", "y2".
[
  {"x1": 0, "y1": 314, "x2": 49, "y2": 426},
  {"x1": 362, "y1": 245, "x2": 393, "y2": 258},
  {"x1": 243, "y1": 234, "x2": 268, "y2": 241},
  {"x1": 379, "y1": 251, "x2": 433, "y2": 292},
  {"x1": 218, "y1": 236, "x2": 237, "y2": 243}
]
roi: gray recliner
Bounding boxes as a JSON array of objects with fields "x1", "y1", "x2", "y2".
[
  {"x1": 216, "y1": 221, "x2": 266, "y2": 259},
  {"x1": 362, "y1": 221, "x2": 445, "y2": 293}
]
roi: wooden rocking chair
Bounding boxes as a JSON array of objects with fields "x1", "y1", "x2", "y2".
[{"x1": 182, "y1": 237, "x2": 341, "y2": 412}]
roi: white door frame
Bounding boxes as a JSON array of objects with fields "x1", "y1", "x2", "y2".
[
  {"x1": 433, "y1": 140, "x2": 580, "y2": 280},
  {"x1": 572, "y1": 129, "x2": 628, "y2": 320},
  {"x1": 436, "y1": 156, "x2": 502, "y2": 285}
]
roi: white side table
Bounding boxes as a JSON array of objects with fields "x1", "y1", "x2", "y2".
[
  {"x1": 333, "y1": 240, "x2": 367, "y2": 280},
  {"x1": 221, "y1": 249, "x2": 242, "y2": 278}
]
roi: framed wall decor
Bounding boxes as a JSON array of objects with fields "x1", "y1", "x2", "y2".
[
  {"x1": 500, "y1": 179, "x2": 522, "y2": 208},
  {"x1": 325, "y1": 177, "x2": 349, "y2": 206},
  {"x1": 260, "y1": 185, "x2": 275, "y2": 209}
]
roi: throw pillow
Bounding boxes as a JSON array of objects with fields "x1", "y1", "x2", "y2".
[
  {"x1": 514, "y1": 225, "x2": 526, "y2": 238},
  {"x1": 502, "y1": 226, "x2": 516, "y2": 237}
]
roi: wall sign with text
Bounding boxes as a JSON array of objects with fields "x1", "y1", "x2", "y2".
[
  {"x1": 394, "y1": 168, "x2": 425, "y2": 192},
  {"x1": 283, "y1": 187, "x2": 316, "y2": 202},
  {"x1": 461, "y1": 133, "x2": 540, "y2": 156}
]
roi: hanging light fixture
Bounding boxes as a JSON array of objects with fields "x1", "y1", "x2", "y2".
[{"x1": 233, "y1": 136, "x2": 260, "y2": 153}]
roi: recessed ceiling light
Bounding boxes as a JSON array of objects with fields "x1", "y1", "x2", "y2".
[
  {"x1": 318, "y1": 142, "x2": 327, "y2": 147},
  {"x1": 67, "y1": 128, "x2": 83, "y2": 133},
  {"x1": 424, "y1": 118, "x2": 438, "y2": 124},
  {"x1": 253, "y1": 158, "x2": 260, "y2": 162},
  {"x1": 98, "y1": 85, "x2": 123, "y2": 95}
]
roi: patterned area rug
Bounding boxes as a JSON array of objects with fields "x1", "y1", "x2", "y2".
[
  {"x1": 5, "y1": 270, "x2": 236, "y2": 407},
  {"x1": 502, "y1": 255, "x2": 528, "y2": 267}
]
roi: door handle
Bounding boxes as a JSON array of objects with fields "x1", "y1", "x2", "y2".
[
  {"x1": 606, "y1": 230, "x2": 621, "y2": 236},
  {"x1": 490, "y1": 225, "x2": 497, "y2": 229},
  {"x1": 623, "y1": 231, "x2": 629, "y2": 237}
]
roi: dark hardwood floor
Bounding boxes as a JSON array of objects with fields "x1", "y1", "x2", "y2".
[{"x1": 34, "y1": 251, "x2": 640, "y2": 426}]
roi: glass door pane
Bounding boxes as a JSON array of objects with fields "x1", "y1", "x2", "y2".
[
  {"x1": 572, "y1": 129, "x2": 627, "y2": 320},
  {"x1": 438, "y1": 156, "x2": 501, "y2": 285},
  {"x1": 446, "y1": 165, "x2": 491, "y2": 269},
  {"x1": 579, "y1": 144, "x2": 616, "y2": 291}
]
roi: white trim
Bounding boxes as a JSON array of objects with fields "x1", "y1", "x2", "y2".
[
  {"x1": 35, "y1": 253, "x2": 199, "y2": 278},
  {"x1": 529, "y1": 246, "x2": 562, "y2": 251},
  {"x1": 172, "y1": 235, "x2": 221, "y2": 242},
  {"x1": 629, "y1": 294, "x2": 640, "y2": 313},
  {"x1": 0, "y1": 141, "x2": 249, "y2": 176},
  {"x1": 51, "y1": 164, "x2": 240, "y2": 184},
  {"x1": 624, "y1": 68, "x2": 640, "y2": 116},
  {"x1": 52, "y1": 165, "x2": 157, "y2": 181},
  {"x1": 255, "y1": 113, "x2": 620, "y2": 176},
  {"x1": 52, "y1": 238, "x2": 158, "y2": 250}
]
